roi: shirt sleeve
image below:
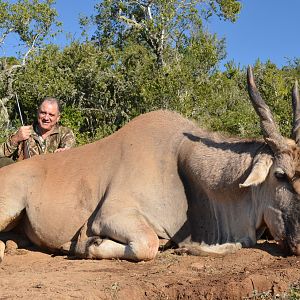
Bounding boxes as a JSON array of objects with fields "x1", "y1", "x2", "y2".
[
  {"x1": 0, "y1": 134, "x2": 20, "y2": 159},
  {"x1": 59, "y1": 127, "x2": 76, "y2": 149}
]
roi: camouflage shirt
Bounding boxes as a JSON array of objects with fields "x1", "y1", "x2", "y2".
[{"x1": 0, "y1": 123, "x2": 76, "y2": 161}]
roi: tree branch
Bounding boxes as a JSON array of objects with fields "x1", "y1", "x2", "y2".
[
  {"x1": 118, "y1": 15, "x2": 143, "y2": 29},
  {"x1": 0, "y1": 28, "x2": 14, "y2": 46},
  {"x1": 22, "y1": 33, "x2": 41, "y2": 66}
]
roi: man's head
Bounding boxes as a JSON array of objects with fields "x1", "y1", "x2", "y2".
[{"x1": 37, "y1": 97, "x2": 61, "y2": 134}]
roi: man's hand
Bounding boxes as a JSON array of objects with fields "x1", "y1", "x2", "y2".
[
  {"x1": 11, "y1": 126, "x2": 32, "y2": 146},
  {"x1": 54, "y1": 147, "x2": 70, "y2": 153}
]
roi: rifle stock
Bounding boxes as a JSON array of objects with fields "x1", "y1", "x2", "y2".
[{"x1": 22, "y1": 140, "x2": 31, "y2": 159}]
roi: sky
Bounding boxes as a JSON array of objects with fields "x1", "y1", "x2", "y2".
[
  {"x1": 208, "y1": 0, "x2": 300, "y2": 68},
  {"x1": 3, "y1": 1, "x2": 300, "y2": 69}
]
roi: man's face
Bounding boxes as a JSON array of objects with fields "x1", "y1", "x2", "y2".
[{"x1": 37, "y1": 101, "x2": 60, "y2": 133}]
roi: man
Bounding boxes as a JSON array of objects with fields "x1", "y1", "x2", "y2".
[{"x1": 0, "y1": 97, "x2": 75, "y2": 166}]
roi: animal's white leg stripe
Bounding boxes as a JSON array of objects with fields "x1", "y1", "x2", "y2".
[
  {"x1": 88, "y1": 238, "x2": 139, "y2": 260},
  {"x1": 75, "y1": 236, "x2": 158, "y2": 261},
  {"x1": 178, "y1": 242, "x2": 242, "y2": 256}
]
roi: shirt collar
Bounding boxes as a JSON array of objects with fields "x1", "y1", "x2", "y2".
[{"x1": 32, "y1": 122, "x2": 60, "y2": 138}]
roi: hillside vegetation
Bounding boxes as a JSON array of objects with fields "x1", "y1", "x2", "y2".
[{"x1": 0, "y1": 0, "x2": 299, "y2": 145}]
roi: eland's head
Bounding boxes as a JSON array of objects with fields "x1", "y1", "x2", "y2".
[{"x1": 240, "y1": 67, "x2": 300, "y2": 255}]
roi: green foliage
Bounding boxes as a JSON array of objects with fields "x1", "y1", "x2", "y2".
[
  {"x1": 0, "y1": 0, "x2": 60, "y2": 132},
  {"x1": 93, "y1": 0, "x2": 241, "y2": 67},
  {"x1": 250, "y1": 61, "x2": 293, "y2": 137},
  {"x1": 207, "y1": 0, "x2": 242, "y2": 21},
  {"x1": 289, "y1": 282, "x2": 300, "y2": 300},
  {"x1": 199, "y1": 61, "x2": 299, "y2": 139},
  {"x1": 60, "y1": 106, "x2": 90, "y2": 145},
  {"x1": 0, "y1": 0, "x2": 60, "y2": 55},
  {"x1": 196, "y1": 69, "x2": 259, "y2": 137},
  {"x1": 3, "y1": 0, "x2": 300, "y2": 147},
  {"x1": 10, "y1": 38, "x2": 300, "y2": 144}
]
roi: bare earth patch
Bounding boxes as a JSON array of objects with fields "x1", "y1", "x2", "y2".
[{"x1": 0, "y1": 240, "x2": 300, "y2": 299}]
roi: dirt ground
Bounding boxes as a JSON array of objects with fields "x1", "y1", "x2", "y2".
[{"x1": 0, "y1": 240, "x2": 300, "y2": 300}]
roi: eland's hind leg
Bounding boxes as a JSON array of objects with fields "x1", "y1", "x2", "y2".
[
  {"x1": 74, "y1": 208, "x2": 159, "y2": 261},
  {"x1": 0, "y1": 194, "x2": 25, "y2": 232},
  {"x1": 0, "y1": 166, "x2": 27, "y2": 233},
  {"x1": 0, "y1": 189, "x2": 26, "y2": 262}
]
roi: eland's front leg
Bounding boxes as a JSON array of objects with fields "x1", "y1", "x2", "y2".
[{"x1": 74, "y1": 209, "x2": 159, "y2": 261}]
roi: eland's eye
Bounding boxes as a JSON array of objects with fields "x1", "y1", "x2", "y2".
[{"x1": 274, "y1": 170, "x2": 286, "y2": 180}]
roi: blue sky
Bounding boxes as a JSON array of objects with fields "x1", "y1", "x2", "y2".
[
  {"x1": 4, "y1": 1, "x2": 300, "y2": 69},
  {"x1": 207, "y1": 0, "x2": 300, "y2": 68},
  {"x1": 52, "y1": 0, "x2": 97, "y2": 46}
]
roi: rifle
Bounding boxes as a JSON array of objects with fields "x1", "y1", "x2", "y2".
[{"x1": 15, "y1": 94, "x2": 31, "y2": 159}]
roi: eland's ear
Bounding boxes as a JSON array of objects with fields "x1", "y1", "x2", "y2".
[{"x1": 239, "y1": 154, "x2": 273, "y2": 188}]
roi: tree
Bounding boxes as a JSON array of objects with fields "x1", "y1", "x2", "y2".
[
  {"x1": 93, "y1": 0, "x2": 241, "y2": 67},
  {"x1": 13, "y1": 41, "x2": 142, "y2": 144},
  {"x1": 0, "y1": 0, "x2": 60, "y2": 131}
]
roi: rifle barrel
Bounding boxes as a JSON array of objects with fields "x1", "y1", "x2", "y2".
[
  {"x1": 15, "y1": 94, "x2": 25, "y2": 126},
  {"x1": 15, "y1": 94, "x2": 31, "y2": 159}
]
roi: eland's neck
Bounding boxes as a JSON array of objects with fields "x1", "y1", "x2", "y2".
[{"x1": 178, "y1": 131, "x2": 269, "y2": 245}]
